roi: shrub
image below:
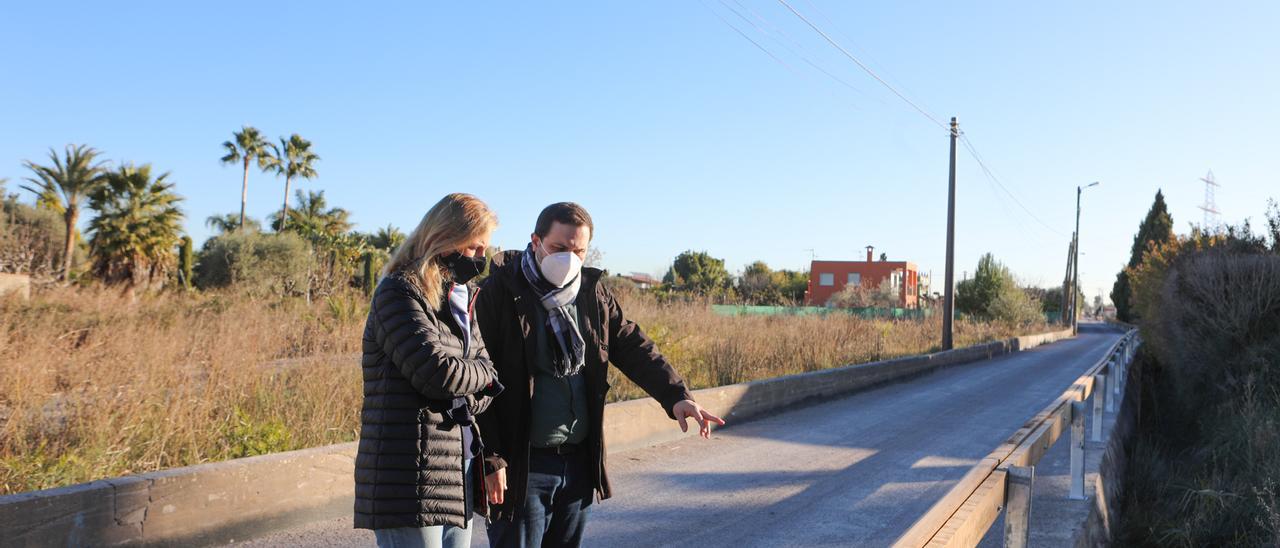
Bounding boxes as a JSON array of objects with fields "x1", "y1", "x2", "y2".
[
  {"x1": 194, "y1": 230, "x2": 313, "y2": 297},
  {"x1": 601, "y1": 274, "x2": 639, "y2": 300},
  {"x1": 956, "y1": 253, "x2": 1044, "y2": 326},
  {"x1": 664, "y1": 250, "x2": 732, "y2": 294},
  {"x1": 827, "y1": 279, "x2": 897, "y2": 308},
  {"x1": 222, "y1": 406, "x2": 292, "y2": 459},
  {"x1": 0, "y1": 192, "x2": 68, "y2": 280},
  {"x1": 1159, "y1": 253, "x2": 1280, "y2": 398},
  {"x1": 1118, "y1": 216, "x2": 1280, "y2": 545},
  {"x1": 737, "y1": 261, "x2": 805, "y2": 305},
  {"x1": 989, "y1": 284, "x2": 1044, "y2": 326},
  {"x1": 956, "y1": 253, "x2": 1006, "y2": 317}
]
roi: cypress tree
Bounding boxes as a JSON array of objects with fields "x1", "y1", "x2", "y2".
[
  {"x1": 178, "y1": 235, "x2": 194, "y2": 290},
  {"x1": 1112, "y1": 190, "x2": 1173, "y2": 321},
  {"x1": 362, "y1": 252, "x2": 375, "y2": 296}
]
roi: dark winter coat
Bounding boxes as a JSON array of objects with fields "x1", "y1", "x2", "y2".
[
  {"x1": 475, "y1": 250, "x2": 694, "y2": 522},
  {"x1": 354, "y1": 271, "x2": 498, "y2": 530}
]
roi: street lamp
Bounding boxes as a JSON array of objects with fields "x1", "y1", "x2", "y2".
[{"x1": 1071, "y1": 182, "x2": 1100, "y2": 334}]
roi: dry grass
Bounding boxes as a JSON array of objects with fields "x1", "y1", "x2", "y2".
[
  {"x1": 607, "y1": 293, "x2": 1028, "y2": 401},
  {"x1": 1, "y1": 286, "x2": 1038, "y2": 495},
  {"x1": 0, "y1": 287, "x2": 366, "y2": 495}
]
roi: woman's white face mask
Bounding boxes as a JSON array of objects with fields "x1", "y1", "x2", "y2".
[{"x1": 538, "y1": 242, "x2": 583, "y2": 288}]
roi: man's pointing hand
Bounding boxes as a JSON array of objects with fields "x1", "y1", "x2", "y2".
[{"x1": 672, "y1": 399, "x2": 725, "y2": 439}]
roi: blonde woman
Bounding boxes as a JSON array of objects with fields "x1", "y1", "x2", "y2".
[{"x1": 355, "y1": 193, "x2": 503, "y2": 548}]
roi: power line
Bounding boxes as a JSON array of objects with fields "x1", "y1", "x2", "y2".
[
  {"x1": 959, "y1": 134, "x2": 1067, "y2": 237},
  {"x1": 699, "y1": 0, "x2": 799, "y2": 74},
  {"x1": 776, "y1": 0, "x2": 950, "y2": 131},
  {"x1": 794, "y1": 0, "x2": 918, "y2": 105},
  {"x1": 971, "y1": 151, "x2": 1033, "y2": 237},
  {"x1": 723, "y1": 0, "x2": 872, "y2": 100},
  {"x1": 734, "y1": 1, "x2": 1066, "y2": 241},
  {"x1": 778, "y1": 0, "x2": 1070, "y2": 239}
]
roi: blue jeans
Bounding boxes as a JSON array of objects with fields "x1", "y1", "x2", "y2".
[
  {"x1": 375, "y1": 458, "x2": 474, "y2": 548},
  {"x1": 486, "y1": 451, "x2": 593, "y2": 548}
]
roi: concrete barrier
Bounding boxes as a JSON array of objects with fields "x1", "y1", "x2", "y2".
[
  {"x1": 0, "y1": 327, "x2": 1073, "y2": 546},
  {"x1": 0, "y1": 443, "x2": 356, "y2": 547},
  {"x1": 0, "y1": 273, "x2": 31, "y2": 300},
  {"x1": 1076, "y1": 353, "x2": 1142, "y2": 547}
]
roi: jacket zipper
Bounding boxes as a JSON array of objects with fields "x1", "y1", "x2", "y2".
[
  {"x1": 593, "y1": 293, "x2": 607, "y2": 502},
  {"x1": 461, "y1": 283, "x2": 488, "y2": 526},
  {"x1": 512, "y1": 292, "x2": 537, "y2": 515},
  {"x1": 462, "y1": 433, "x2": 471, "y2": 529}
]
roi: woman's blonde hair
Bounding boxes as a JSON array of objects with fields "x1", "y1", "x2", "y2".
[{"x1": 383, "y1": 193, "x2": 497, "y2": 308}]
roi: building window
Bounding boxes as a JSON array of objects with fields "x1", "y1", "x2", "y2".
[
  {"x1": 819, "y1": 273, "x2": 834, "y2": 286},
  {"x1": 847, "y1": 273, "x2": 861, "y2": 286}
]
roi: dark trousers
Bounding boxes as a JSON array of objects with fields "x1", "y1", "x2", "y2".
[{"x1": 487, "y1": 451, "x2": 593, "y2": 548}]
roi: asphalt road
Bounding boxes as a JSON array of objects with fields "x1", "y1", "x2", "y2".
[{"x1": 239, "y1": 324, "x2": 1120, "y2": 548}]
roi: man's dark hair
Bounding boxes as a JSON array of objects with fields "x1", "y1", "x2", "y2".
[{"x1": 534, "y1": 202, "x2": 594, "y2": 240}]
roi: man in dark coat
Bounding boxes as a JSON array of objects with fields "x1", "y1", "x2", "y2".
[{"x1": 476, "y1": 202, "x2": 724, "y2": 548}]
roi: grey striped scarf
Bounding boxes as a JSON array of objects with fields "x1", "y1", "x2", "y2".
[{"x1": 520, "y1": 245, "x2": 586, "y2": 377}]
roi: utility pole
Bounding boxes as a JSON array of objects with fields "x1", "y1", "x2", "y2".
[
  {"x1": 1072, "y1": 188, "x2": 1081, "y2": 335},
  {"x1": 1072, "y1": 182, "x2": 1100, "y2": 335},
  {"x1": 1061, "y1": 236, "x2": 1075, "y2": 325},
  {"x1": 942, "y1": 117, "x2": 958, "y2": 350}
]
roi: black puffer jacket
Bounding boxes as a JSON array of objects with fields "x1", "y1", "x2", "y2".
[{"x1": 354, "y1": 271, "x2": 498, "y2": 530}]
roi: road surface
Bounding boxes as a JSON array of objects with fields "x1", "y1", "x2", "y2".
[{"x1": 239, "y1": 324, "x2": 1121, "y2": 547}]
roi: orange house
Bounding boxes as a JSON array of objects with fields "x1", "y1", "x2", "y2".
[{"x1": 805, "y1": 247, "x2": 922, "y2": 308}]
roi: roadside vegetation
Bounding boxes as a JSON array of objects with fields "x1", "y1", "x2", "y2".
[
  {"x1": 955, "y1": 252, "x2": 1062, "y2": 326},
  {"x1": 0, "y1": 284, "x2": 1032, "y2": 495},
  {"x1": 1116, "y1": 193, "x2": 1280, "y2": 546},
  {"x1": 0, "y1": 134, "x2": 1055, "y2": 496},
  {"x1": 0, "y1": 282, "x2": 1029, "y2": 496}
]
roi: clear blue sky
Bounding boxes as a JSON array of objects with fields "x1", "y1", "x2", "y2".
[{"x1": 3, "y1": 2, "x2": 1277, "y2": 302}]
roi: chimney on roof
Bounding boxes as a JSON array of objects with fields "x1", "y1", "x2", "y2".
[{"x1": 866, "y1": 245, "x2": 875, "y2": 262}]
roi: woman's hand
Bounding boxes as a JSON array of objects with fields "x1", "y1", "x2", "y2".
[{"x1": 486, "y1": 468, "x2": 507, "y2": 504}]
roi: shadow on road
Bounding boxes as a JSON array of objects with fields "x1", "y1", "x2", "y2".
[{"x1": 584, "y1": 324, "x2": 1123, "y2": 547}]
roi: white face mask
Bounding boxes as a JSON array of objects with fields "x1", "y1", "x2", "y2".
[{"x1": 537, "y1": 242, "x2": 583, "y2": 288}]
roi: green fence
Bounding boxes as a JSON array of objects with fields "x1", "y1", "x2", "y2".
[
  {"x1": 712, "y1": 305, "x2": 1063, "y2": 324},
  {"x1": 711, "y1": 304, "x2": 932, "y2": 320}
]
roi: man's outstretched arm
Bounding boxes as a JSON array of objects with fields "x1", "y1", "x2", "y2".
[{"x1": 602, "y1": 287, "x2": 725, "y2": 438}]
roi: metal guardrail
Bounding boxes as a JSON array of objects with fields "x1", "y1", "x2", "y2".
[{"x1": 893, "y1": 329, "x2": 1139, "y2": 548}]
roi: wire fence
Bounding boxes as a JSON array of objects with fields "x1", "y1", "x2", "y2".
[
  {"x1": 711, "y1": 304, "x2": 933, "y2": 320},
  {"x1": 713, "y1": 305, "x2": 1064, "y2": 324}
]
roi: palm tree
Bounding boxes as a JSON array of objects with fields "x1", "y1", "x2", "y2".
[
  {"x1": 206, "y1": 213, "x2": 261, "y2": 234},
  {"x1": 270, "y1": 189, "x2": 351, "y2": 236},
  {"x1": 220, "y1": 126, "x2": 272, "y2": 230},
  {"x1": 261, "y1": 134, "x2": 319, "y2": 231},
  {"x1": 21, "y1": 144, "x2": 107, "y2": 281},
  {"x1": 368, "y1": 224, "x2": 406, "y2": 252},
  {"x1": 87, "y1": 163, "x2": 185, "y2": 292}
]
